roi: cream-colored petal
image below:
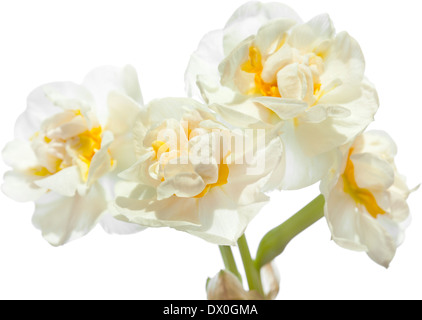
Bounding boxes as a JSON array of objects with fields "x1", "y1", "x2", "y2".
[
  {"x1": 2, "y1": 140, "x2": 39, "y2": 171},
  {"x1": 277, "y1": 63, "x2": 303, "y2": 99},
  {"x1": 352, "y1": 130, "x2": 397, "y2": 161},
  {"x1": 182, "y1": 186, "x2": 268, "y2": 245},
  {"x1": 279, "y1": 121, "x2": 338, "y2": 190},
  {"x1": 147, "y1": 97, "x2": 205, "y2": 124},
  {"x1": 254, "y1": 18, "x2": 297, "y2": 55},
  {"x1": 209, "y1": 101, "x2": 275, "y2": 128},
  {"x1": 34, "y1": 166, "x2": 82, "y2": 197},
  {"x1": 82, "y1": 65, "x2": 143, "y2": 115},
  {"x1": 357, "y1": 213, "x2": 396, "y2": 268},
  {"x1": 223, "y1": 1, "x2": 302, "y2": 56},
  {"x1": 2, "y1": 171, "x2": 47, "y2": 202},
  {"x1": 261, "y1": 44, "x2": 294, "y2": 83},
  {"x1": 14, "y1": 82, "x2": 93, "y2": 141},
  {"x1": 156, "y1": 172, "x2": 206, "y2": 200},
  {"x1": 351, "y1": 153, "x2": 395, "y2": 191},
  {"x1": 99, "y1": 210, "x2": 145, "y2": 235},
  {"x1": 111, "y1": 194, "x2": 201, "y2": 227},
  {"x1": 219, "y1": 37, "x2": 254, "y2": 93},
  {"x1": 325, "y1": 183, "x2": 367, "y2": 251},
  {"x1": 287, "y1": 14, "x2": 335, "y2": 51},
  {"x1": 185, "y1": 29, "x2": 225, "y2": 100},
  {"x1": 321, "y1": 31, "x2": 365, "y2": 85},
  {"x1": 253, "y1": 97, "x2": 307, "y2": 120},
  {"x1": 106, "y1": 90, "x2": 142, "y2": 136},
  {"x1": 32, "y1": 181, "x2": 107, "y2": 246}
]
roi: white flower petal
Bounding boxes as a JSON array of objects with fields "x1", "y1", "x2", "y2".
[
  {"x1": 357, "y1": 213, "x2": 396, "y2": 268},
  {"x1": 325, "y1": 184, "x2": 367, "y2": 251},
  {"x1": 253, "y1": 97, "x2": 308, "y2": 120},
  {"x1": 279, "y1": 121, "x2": 337, "y2": 190},
  {"x1": 276, "y1": 63, "x2": 308, "y2": 100},
  {"x1": 147, "y1": 98, "x2": 205, "y2": 123},
  {"x1": 14, "y1": 82, "x2": 94, "y2": 140},
  {"x1": 2, "y1": 171, "x2": 47, "y2": 202},
  {"x1": 185, "y1": 29, "x2": 225, "y2": 100},
  {"x1": 353, "y1": 130, "x2": 397, "y2": 160},
  {"x1": 223, "y1": 1, "x2": 302, "y2": 56},
  {"x1": 209, "y1": 102, "x2": 273, "y2": 128},
  {"x1": 351, "y1": 153, "x2": 395, "y2": 191},
  {"x1": 182, "y1": 186, "x2": 268, "y2": 245},
  {"x1": 321, "y1": 31, "x2": 365, "y2": 85},
  {"x1": 157, "y1": 172, "x2": 206, "y2": 200},
  {"x1": 32, "y1": 182, "x2": 107, "y2": 246},
  {"x1": 2, "y1": 140, "x2": 39, "y2": 171},
  {"x1": 99, "y1": 210, "x2": 145, "y2": 235},
  {"x1": 34, "y1": 166, "x2": 82, "y2": 197},
  {"x1": 297, "y1": 105, "x2": 328, "y2": 123},
  {"x1": 118, "y1": 151, "x2": 155, "y2": 184},
  {"x1": 254, "y1": 18, "x2": 297, "y2": 55},
  {"x1": 111, "y1": 193, "x2": 201, "y2": 227},
  {"x1": 82, "y1": 65, "x2": 143, "y2": 113},
  {"x1": 106, "y1": 90, "x2": 142, "y2": 136}
]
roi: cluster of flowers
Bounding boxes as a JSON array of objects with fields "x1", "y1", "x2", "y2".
[{"x1": 2, "y1": 2, "x2": 416, "y2": 299}]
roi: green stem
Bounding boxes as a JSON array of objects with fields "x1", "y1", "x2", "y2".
[
  {"x1": 255, "y1": 194, "x2": 325, "y2": 270},
  {"x1": 218, "y1": 245, "x2": 242, "y2": 283},
  {"x1": 237, "y1": 234, "x2": 263, "y2": 295}
]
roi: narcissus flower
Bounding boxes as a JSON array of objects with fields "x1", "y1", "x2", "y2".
[
  {"x1": 2, "y1": 65, "x2": 143, "y2": 245},
  {"x1": 110, "y1": 97, "x2": 283, "y2": 245},
  {"x1": 185, "y1": 1, "x2": 379, "y2": 189},
  {"x1": 320, "y1": 131, "x2": 414, "y2": 268}
]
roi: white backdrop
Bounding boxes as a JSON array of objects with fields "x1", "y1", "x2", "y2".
[{"x1": 0, "y1": 0, "x2": 421, "y2": 300}]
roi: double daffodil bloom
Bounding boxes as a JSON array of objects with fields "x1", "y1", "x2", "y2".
[
  {"x1": 2, "y1": 65, "x2": 143, "y2": 246},
  {"x1": 320, "y1": 131, "x2": 414, "y2": 267},
  {"x1": 110, "y1": 97, "x2": 283, "y2": 245},
  {"x1": 185, "y1": 1, "x2": 379, "y2": 190}
]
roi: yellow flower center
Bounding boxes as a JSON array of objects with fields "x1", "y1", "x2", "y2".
[
  {"x1": 71, "y1": 126, "x2": 104, "y2": 181},
  {"x1": 241, "y1": 46, "x2": 281, "y2": 97},
  {"x1": 342, "y1": 149, "x2": 386, "y2": 218},
  {"x1": 30, "y1": 110, "x2": 109, "y2": 182}
]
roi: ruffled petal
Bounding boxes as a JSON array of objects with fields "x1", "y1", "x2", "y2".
[
  {"x1": 351, "y1": 153, "x2": 395, "y2": 191},
  {"x1": 34, "y1": 166, "x2": 82, "y2": 197},
  {"x1": 32, "y1": 181, "x2": 107, "y2": 246},
  {"x1": 15, "y1": 82, "x2": 94, "y2": 140},
  {"x1": 321, "y1": 31, "x2": 365, "y2": 85},
  {"x1": 279, "y1": 121, "x2": 338, "y2": 190},
  {"x1": 183, "y1": 186, "x2": 268, "y2": 245},
  {"x1": 157, "y1": 172, "x2": 206, "y2": 200},
  {"x1": 82, "y1": 65, "x2": 143, "y2": 115},
  {"x1": 325, "y1": 182, "x2": 367, "y2": 251},
  {"x1": 223, "y1": 1, "x2": 302, "y2": 56},
  {"x1": 2, "y1": 171, "x2": 47, "y2": 202},
  {"x1": 2, "y1": 140, "x2": 39, "y2": 171},
  {"x1": 185, "y1": 29, "x2": 225, "y2": 100},
  {"x1": 357, "y1": 213, "x2": 396, "y2": 268}
]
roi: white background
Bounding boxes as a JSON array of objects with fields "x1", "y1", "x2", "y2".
[{"x1": 0, "y1": 0, "x2": 421, "y2": 300}]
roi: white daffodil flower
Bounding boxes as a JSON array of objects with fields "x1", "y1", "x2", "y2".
[
  {"x1": 110, "y1": 97, "x2": 283, "y2": 245},
  {"x1": 185, "y1": 1, "x2": 379, "y2": 190},
  {"x1": 320, "y1": 130, "x2": 415, "y2": 268},
  {"x1": 2, "y1": 65, "x2": 144, "y2": 246}
]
